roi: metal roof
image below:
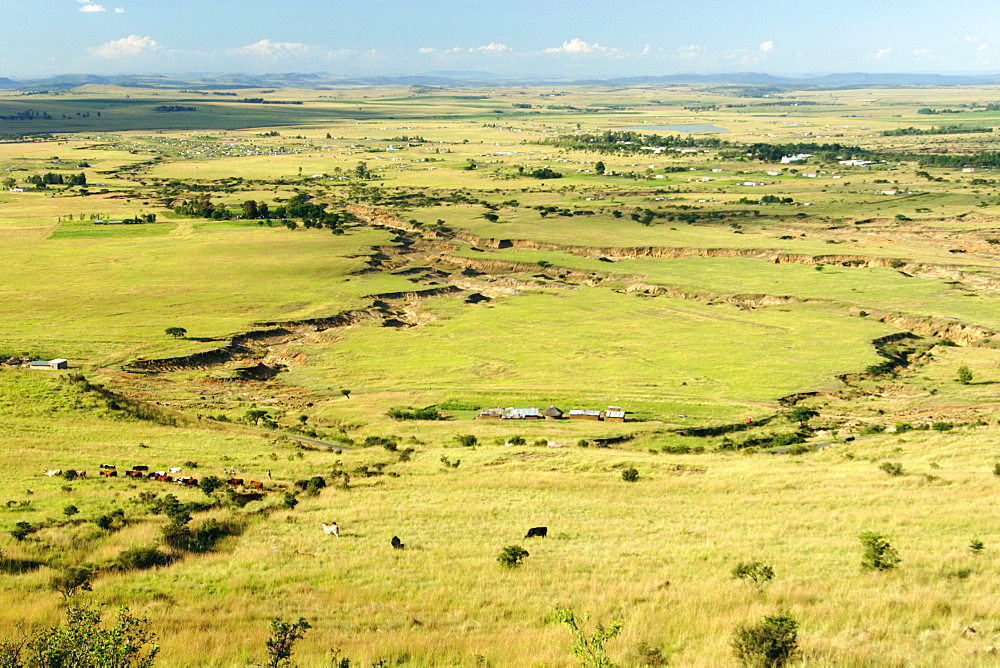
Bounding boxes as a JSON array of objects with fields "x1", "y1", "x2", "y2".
[{"x1": 605, "y1": 411, "x2": 625, "y2": 419}]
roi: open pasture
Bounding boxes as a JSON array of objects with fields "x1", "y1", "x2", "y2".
[{"x1": 4, "y1": 82, "x2": 1000, "y2": 665}]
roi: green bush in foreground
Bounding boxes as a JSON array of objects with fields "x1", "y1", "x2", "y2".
[
  {"x1": 879, "y1": 461, "x2": 905, "y2": 476},
  {"x1": 731, "y1": 614, "x2": 798, "y2": 667},
  {"x1": 859, "y1": 531, "x2": 901, "y2": 571},
  {"x1": 553, "y1": 605, "x2": 622, "y2": 668},
  {"x1": 0, "y1": 605, "x2": 159, "y2": 668},
  {"x1": 621, "y1": 468, "x2": 639, "y2": 482},
  {"x1": 265, "y1": 617, "x2": 311, "y2": 668}
]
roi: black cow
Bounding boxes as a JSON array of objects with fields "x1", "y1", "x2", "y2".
[
  {"x1": 525, "y1": 526, "x2": 547, "y2": 538},
  {"x1": 132, "y1": 465, "x2": 149, "y2": 472},
  {"x1": 391, "y1": 536, "x2": 405, "y2": 550}
]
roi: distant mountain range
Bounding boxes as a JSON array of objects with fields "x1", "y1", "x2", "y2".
[{"x1": 4, "y1": 71, "x2": 1000, "y2": 90}]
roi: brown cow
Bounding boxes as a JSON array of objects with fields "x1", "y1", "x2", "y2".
[
  {"x1": 126, "y1": 470, "x2": 144, "y2": 478},
  {"x1": 100, "y1": 470, "x2": 117, "y2": 478},
  {"x1": 249, "y1": 481, "x2": 264, "y2": 490},
  {"x1": 76, "y1": 471, "x2": 86, "y2": 479},
  {"x1": 227, "y1": 478, "x2": 244, "y2": 487},
  {"x1": 155, "y1": 475, "x2": 172, "y2": 482}
]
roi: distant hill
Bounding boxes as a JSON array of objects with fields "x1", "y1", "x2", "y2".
[{"x1": 2, "y1": 71, "x2": 1000, "y2": 90}]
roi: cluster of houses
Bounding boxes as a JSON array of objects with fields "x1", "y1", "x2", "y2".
[
  {"x1": 477, "y1": 405, "x2": 626, "y2": 423},
  {"x1": 4, "y1": 357, "x2": 68, "y2": 369}
]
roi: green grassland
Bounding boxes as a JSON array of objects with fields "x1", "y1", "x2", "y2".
[{"x1": 3, "y1": 83, "x2": 1000, "y2": 665}]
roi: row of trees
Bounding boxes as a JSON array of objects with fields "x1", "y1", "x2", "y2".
[
  {"x1": 171, "y1": 193, "x2": 357, "y2": 231},
  {"x1": 4, "y1": 173, "x2": 86, "y2": 189}
]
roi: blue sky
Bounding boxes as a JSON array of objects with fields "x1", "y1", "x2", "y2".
[{"x1": 4, "y1": 0, "x2": 1000, "y2": 78}]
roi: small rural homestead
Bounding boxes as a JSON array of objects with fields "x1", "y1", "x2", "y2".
[
  {"x1": 477, "y1": 405, "x2": 626, "y2": 421},
  {"x1": 29, "y1": 358, "x2": 68, "y2": 370}
]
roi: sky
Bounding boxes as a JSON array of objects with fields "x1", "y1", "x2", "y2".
[{"x1": 4, "y1": 0, "x2": 1000, "y2": 79}]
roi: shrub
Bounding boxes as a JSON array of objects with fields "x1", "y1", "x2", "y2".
[
  {"x1": 994, "y1": 462, "x2": 1000, "y2": 476},
  {"x1": 10, "y1": 521, "x2": 33, "y2": 542},
  {"x1": 455, "y1": 434, "x2": 478, "y2": 447},
  {"x1": 19, "y1": 605, "x2": 158, "y2": 668},
  {"x1": 63, "y1": 505, "x2": 79, "y2": 518},
  {"x1": 787, "y1": 407, "x2": 817, "y2": 423},
  {"x1": 282, "y1": 492, "x2": 298, "y2": 509},
  {"x1": 266, "y1": 617, "x2": 311, "y2": 668},
  {"x1": 731, "y1": 614, "x2": 798, "y2": 667},
  {"x1": 553, "y1": 605, "x2": 622, "y2": 668},
  {"x1": 497, "y1": 545, "x2": 529, "y2": 568},
  {"x1": 621, "y1": 468, "x2": 639, "y2": 482},
  {"x1": 114, "y1": 546, "x2": 172, "y2": 571},
  {"x1": 879, "y1": 461, "x2": 904, "y2": 476},
  {"x1": 732, "y1": 561, "x2": 775, "y2": 592},
  {"x1": 970, "y1": 538, "x2": 985, "y2": 555},
  {"x1": 62, "y1": 469, "x2": 78, "y2": 481},
  {"x1": 932, "y1": 421, "x2": 954, "y2": 432},
  {"x1": 859, "y1": 531, "x2": 901, "y2": 571},
  {"x1": 507, "y1": 435, "x2": 526, "y2": 446},
  {"x1": 199, "y1": 476, "x2": 225, "y2": 495},
  {"x1": 860, "y1": 423, "x2": 886, "y2": 436},
  {"x1": 957, "y1": 365, "x2": 973, "y2": 384}
]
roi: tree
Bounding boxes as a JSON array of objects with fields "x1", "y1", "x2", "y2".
[
  {"x1": 265, "y1": 617, "x2": 311, "y2": 668},
  {"x1": 731, "y1": 614, "x2": 798, "y2": 667},
  {"x1": 242, "y1": 200, "x2": 259, "y2": 220},
  {"x1": 164, "y1": 327, "x2": 186, "y2": 339},
  {"x1": 340, "y1": 389, "x2": 351, "y2": 400},
  {"x1": 595, "y1": 161, "x2": 606, "y2": 175},
  {"x1": 859, "y1": 531, "x2": 900, "y2": 571},
  {"x1": 6, "y1": 605, "x2": 159, "y2": 668},
  {"x1": 732, "y1": 561, "x2": 775, "y2": 593},
  {"x1": 2, "y1": 177, "x2": 15, "y2": 190},
  {"x1": 63, "y1": 505, "x2": 79, "y2": 518},
  {"x1": 51, "y1": 566, "x2": 94, "y2": 600},
  {"x1": 354, "y1": 161, "x2": 370, "y2": 180},
  {"x1": 553, "y1": 605, "x2": 622, "y2": 668},
  {"x1": 244, "y1": 409, "x2": 269, "y2": 426},
  {"x1": 957, "y1": 365, "x2": 973, "y2": 384}
]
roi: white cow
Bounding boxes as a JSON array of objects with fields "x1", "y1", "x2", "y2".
[
  {"x1": 320, "y1": 522, "x2": 339, "y2": 537},
  {"x1": 169, "y1": 467, "x2": 182, "y2": 474},
  {"x1": 44, "y1": 469, "x2": 62, "y2": 477}
]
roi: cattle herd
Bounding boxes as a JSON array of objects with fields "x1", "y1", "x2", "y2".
[
  {"x1": 43, "y1": 464, "x2": 548, "y2": 553},
  {"x1": 43, "y1": 463, "x2": 265, "y2": 490}
]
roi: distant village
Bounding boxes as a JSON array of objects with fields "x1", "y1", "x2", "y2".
[{"x1": 477, "y1": 405, "x2": 627, "y2": 422}]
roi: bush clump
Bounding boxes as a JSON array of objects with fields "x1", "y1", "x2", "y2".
[
  {"x1": 732, "y1": 614, "x2": 798, "y2": 667},
  {"x1": 859, "y1": 531, "x2": 901, "y2": 571},
  {"x1": 497, "y1": 545, "x2": 529, "y2": 568},
  {"x1": 879, "y1": 461, "x2": 905, "y2": 476},
  {"x1": 114, "y1": 546, "x2": 173, "y2": 571},
  {"x1": 621, "y1": 468, "x2": 639, "y2": 482}
]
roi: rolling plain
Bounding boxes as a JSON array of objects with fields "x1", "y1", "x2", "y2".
[{"x1": 3, "y1": 83, "x2": 1000, "y2": 665}]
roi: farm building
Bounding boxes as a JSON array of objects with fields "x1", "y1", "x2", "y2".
[
  {"x1": 604, "y1": 410, "x2": 626, "y2": 423},
  {"x1": 542, "y1": 406, "x2": 564, "y2": 419},
  {"x1": 502, "y1": 407, "x2": 541, "y2": 420},
  {"x1": 476, "y1": 408, "x2": 503, "y2": 420},
  {"x1": 29, "y1": 358, "x2": 68, "y2": 370},
  {"x1": 569, "y1": 409, "x2": 602, "y2": 421}
]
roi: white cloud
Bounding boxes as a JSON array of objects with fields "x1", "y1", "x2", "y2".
[
  {"x1": 874, "y1": 47, "x2": 892, "y2": 59},
  {"x1": 976, "y1": 42, "x2": 997, "y2": 65},
  {"x1": 79, "y1": 3, "x2": 106, "y2": 12},
  {"x1": 542, "y1": 38, "x2": 621, "y2": 56},
  {"x1": 965, "y1": 35, "x2": 980, "y2": 43},
  {"x1": 675, "y1": 44, "x2": 704, "y2": 61},
  {"x1": 724, "y1": 41, "x2": 776, "y2": 66},
  {"x1": 759, "y1": 40, "x2": 775, "y2": 54},
  {"x1": 114, "y1": 7, "x2": 124, "y2": 13},
  {"x1": 88, "y1": 34, "x2": 158, "y2": 58},
  {"x1": 640, "y1": 44, "x2": 651, "y2": 57},
  {"x1": 418, "y1": 43, "x2": 512, "y2": 56},
  {"x1": 229, "y1": 39, "x2": 311, "y2": 58}
]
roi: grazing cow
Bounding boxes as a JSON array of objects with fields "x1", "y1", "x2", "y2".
[
  {"x1": 153, "y1": 471, "x2": 166, "y2": 477},
  {"x1": 321, "y1": 522, "x2": 339, "y2": 537},
  {"x1": 100, "y1": 470, "x2": 118, "y2": 478},
  {"x1": 183, "y1": 478, "x2": 198, "y2": 486},
  {"x1": 169, "y1": 467, "x2": 182, "y2": 474},
  {"x1": 76, "y1": 471, "x2": 86, "y2": 479},
  {"x1": 100, "y1": 464, "x2": 116, "y2": 470},
  {"x1": 44, "y1": 469, "x2": 62, "y2": 477},
  {"x1": 126, "y1": 470, "x2": 144, "y2": 478},
  {"x1": 227, "y1": 478, "x2": 244, "y2": 487},
  {"x1": 249, "y1": 481, "x2": 264, "y2": 490},
  {"x1": 175, "y1": 476, "x2": 192, "y2": 484},
  {"x1": 391, "y1": 536, "x2": 404, "y2": 550},
  {"x1": 155, "y1": 475, "x2": 172, "y2": 482},
  {"x1": 131, "y1": 465, "x2": 149, "y2": 472},
  {"x1": 524, "y1": 526, "x2": 547, "y2": 538}
]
